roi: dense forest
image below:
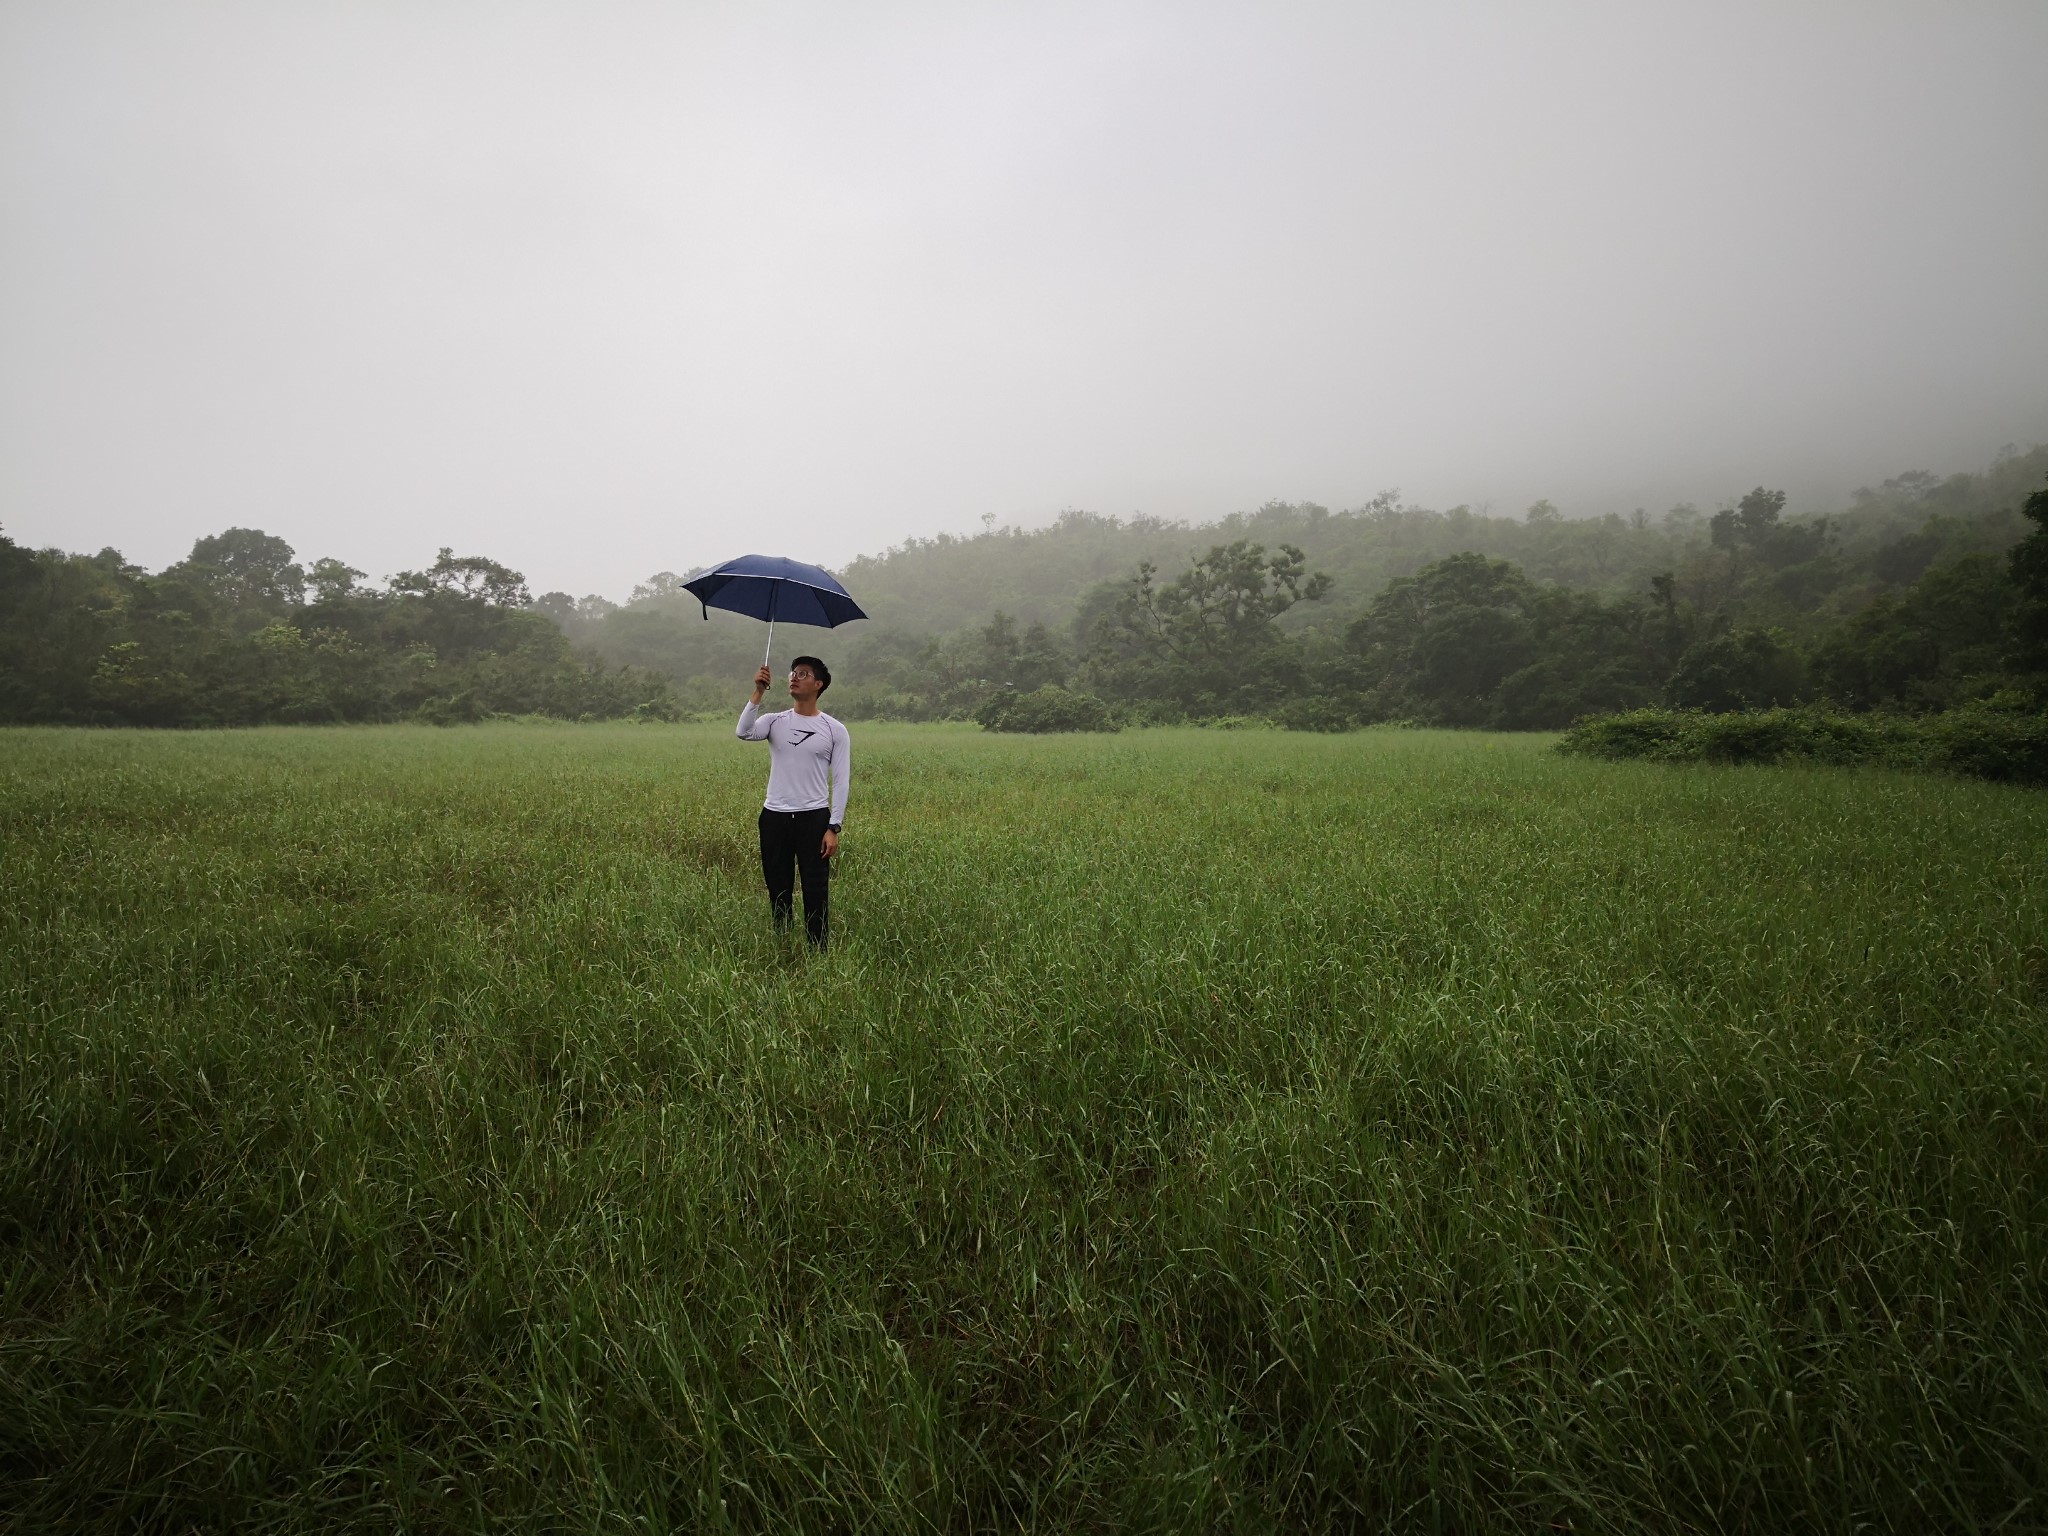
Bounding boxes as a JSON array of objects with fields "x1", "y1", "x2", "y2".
[
  {"x1": 0, "y1": 532, "x2": 676, "y2": 725},
  {"x1": 4, "y1": 444, "x2": 2044, "y2": 731},
  {"x1": 555, "y1": 444, "x2": 2048, "y2": 728}
]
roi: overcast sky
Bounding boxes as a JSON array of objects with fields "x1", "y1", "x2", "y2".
[{"x1": 4, "y1": 1, "x2": 2045, "y2": 600}]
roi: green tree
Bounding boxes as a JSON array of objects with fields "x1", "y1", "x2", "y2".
[
  {"x1": 0, "y1": 527, "x2": 673, "y2": 727},
  {"x1": 1012, "y1": 621, "x2": 1069, "y2": 692},
  {"x1": 177, "y1": 528, "x2": 307, "y2": 615},
  {"x1": 1707, "y1": 487, "x2": 1833, "y2": 577},
  {"x1": 1809, "y1": 554, "x2": 2015, "y2": 712},
  {"x1": 1343, "y1": 553, "x2": 1535, "y2": 725},
  {"x1": 1328, "y1": 553, "x2": 1664, "y2": 729},
  {"x1": 978, "y1": 611, "x2": 1020, "y2": 682},
  {"x1": 1667, "y1": 628, "x2": 1806, "y2": 712},
  {"x1": 2009, "y1": 481, "x2": 2048, "y2": 683},
  {"x1": 307, "y1": 558, "x2": 367, "y2": 605},
  {"x1": 1491, "y1": 588, "x2": 1662, "y2": 728},
  {"x1": 1087, "y1": 541, "x2": 1330, "y2": 714},
  {"x1": 391, "y1": 547, "x2": 533, "y2": 607}
]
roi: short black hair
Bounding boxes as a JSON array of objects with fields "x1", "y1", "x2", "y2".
[{"x1": 789, "y1": 655, "x2": 831, "y2": 693}]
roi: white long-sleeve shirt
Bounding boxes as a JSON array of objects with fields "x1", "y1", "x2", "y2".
[{"x1": 736, "y1": 702, "x2": 851, "y2": 825}]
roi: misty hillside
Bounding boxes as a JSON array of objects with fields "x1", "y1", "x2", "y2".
[
  {"x1": 549, "y1": 444, "x2": 2048, "y2": 715},
  {"x1": 6, "y1": 443, "x2": 2040, "y2": 731},
  {"x1": 845, "y1": 449, "x2": 2048, "y2": 637}
]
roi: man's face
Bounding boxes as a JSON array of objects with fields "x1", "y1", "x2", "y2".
[{"x1": 787, "y1": 665, "x2": 821, "y2": 702}]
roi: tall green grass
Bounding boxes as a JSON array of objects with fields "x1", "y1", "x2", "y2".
[{"x1": 3, "y1": 723, "x2": 2044, "y2": 1531}]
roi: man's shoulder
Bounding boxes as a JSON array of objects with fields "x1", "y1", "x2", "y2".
[{"x1": 820, "y1": 711, "x2": 849, "y2": 735}]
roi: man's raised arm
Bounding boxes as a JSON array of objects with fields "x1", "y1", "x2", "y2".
[{"x1": 736, "y1": 664, "x2": 773, "y2": 739}]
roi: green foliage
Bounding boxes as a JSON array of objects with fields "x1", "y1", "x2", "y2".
[
  {"x1": 1081, "y1": 540, "x2": 1330, "y2": 715},
  {"x1": 0, "y1": 527, "x2": 671, "y2": 726},
  {"x1": 976, "y1": 610, "x2": 1071, "y2": 694},
  {"x1": 1807, "y1": 553, "x2": 2017, "y2": 711},
  {"x1": 1343, "y1": 553, "x2": 1537, "y2": 724},
  {"x1": 552, "y1": 447, "x2": 2048, "y2": 728},
  {"x1": 1337, "y1": 553, "x2": 1662, "y2": 728},
  {"x1": 1561, "y1": 706, "x2": 1904, "y2": 766},
  {"x1": 839, "y1": 508, "x2": 1202, "y2": 635},
  {"x1": 1706, "y1": 486, "x2": 1834, "y2": 572},
  {"x1": 390, "y1": 546, "x2": 534, "y2": 607},
  {"x1": 1920, "y1": 697, "x2": 2048, "y2": 783},
  {"x1": 1559, "y1": 701, "x2": 2048, "y2": 785},
  {"x1": 1272, "y1": 694, "x2": 1354, "y2": 731},
  {"x1": 11, "y1": 448, "x2": 2047, "y2": 733},
  {"x1": 1666, "y1": 627, "x2": 1806, "y2": 711},
  {"x1": 2010, "y1": 481, "x2": 2048, "y2": 681},
  {"x1": 566, "y1": 490, "x2": 1714, "y2": 712},
  {"x1": 177, "y1": 527, "x2": 308, "y2": 616},
  {"x1": 975, "y1": 684, "x2": 1118, "y2": 733},
  {"x1": 826, "y1": 611, "x2": 1079, "y2": 723},
  {"x1": 4, "y1": 724, "x2": 2046, "y2": 1527}
]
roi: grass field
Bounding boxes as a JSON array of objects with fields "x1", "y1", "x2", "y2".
[{"x1": 3, "y1": 722, "x2": 2045, "y2": 1532}]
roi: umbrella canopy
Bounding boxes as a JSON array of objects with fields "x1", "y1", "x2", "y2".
[
  {"x1": 682, "y1": 554, "x2": 867, "y2": 663},
  {"x1": 682, "y1": 554, "x2": 867, "y2": 627}
]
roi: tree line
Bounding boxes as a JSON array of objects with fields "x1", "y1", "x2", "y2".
[
  {"x1": 0, "y1": 528, "x2": 676, "y2": 726},
  {"x1": 799, "y1": 456, "x2": 2048, "y2": 730},
  {"x1": 6, "y1": 444, "x2": 2043, "y2": 731},
  {"x1": 827, "y1": 475, "x2": 2045, "y2": 733},
  {"x1": 540, "y1": 445, "x2": 2046, "y2": 729}
]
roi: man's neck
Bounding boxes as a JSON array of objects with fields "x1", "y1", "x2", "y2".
[{"x1": 791, "y1": 699, "x2": 822, "y2": 717}]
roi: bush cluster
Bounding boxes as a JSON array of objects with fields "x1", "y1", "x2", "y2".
[
  {"x1": 975, "y1": 685, "x2": 1119, "y2": 733},
  {"x1": 1558, "y1": 701, "x2": 2048, "y2": 785}
]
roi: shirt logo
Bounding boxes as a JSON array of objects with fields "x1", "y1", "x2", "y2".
[{"x1": 788, "y1": 728, "x2": 817, "y2": 744}]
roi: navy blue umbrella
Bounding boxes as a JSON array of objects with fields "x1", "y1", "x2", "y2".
[{"x1": 681, "y1": 554, "x2": 868, "y2": 664}]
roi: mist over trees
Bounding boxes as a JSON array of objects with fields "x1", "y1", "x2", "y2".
[
  {"x1": 5, "y1": 444, "x2": 2044, "y2": 732},
  {"x1": 547, "y1": 443, "x2": 2048, "y2": 730}
]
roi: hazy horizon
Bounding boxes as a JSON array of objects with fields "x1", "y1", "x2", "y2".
[{"x1": 6, "y1": 1, "x2": 2046, "y2": 601}]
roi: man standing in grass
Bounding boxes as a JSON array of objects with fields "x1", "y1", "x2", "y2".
[{"x1": 736, "y1": 657, "x2": 850, "y2": 950}]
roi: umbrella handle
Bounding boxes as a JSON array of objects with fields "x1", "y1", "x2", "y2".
[{"x1": 764, "y1": 618, "x2": 774, "y2": 668}]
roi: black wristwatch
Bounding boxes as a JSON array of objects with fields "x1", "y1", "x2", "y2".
[{"x1": 827, "y1": 823, "x2": 842, "y2": 834}]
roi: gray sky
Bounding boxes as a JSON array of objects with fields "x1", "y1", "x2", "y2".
[{"x1": 5, "y1": 1, "x2": 2046, "y2": 600}]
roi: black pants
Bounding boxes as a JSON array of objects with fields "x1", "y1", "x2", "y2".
[{"x1": 758, "y1": 807, "x2": 830, "y2": 948}]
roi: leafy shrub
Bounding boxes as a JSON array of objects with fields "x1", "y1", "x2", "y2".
[
  {"x1": 1556, "y1": 707, "x2": 1694, "y2": 760},
  {"x1": 1558, "y1": 703, "x2": 2047, "y2": 785},
  {"x1": 415, "y1": 690, "x2": 488, "y2": 726},
  {"x1": 1275, "y1": 695, "x2": 1359, "y2": 732},
  {"x1": 1681, "y1": 709, "x2": 1903, "y2": 767},
  {"x1": 1922, "y1": 701, "x2": 2048, "y2": 784},
  {"x1": 1120, "y1": 698, "x2": 1188, "y2": 727},
  {"x1": 976, "y1": 685, "x2": 1119, "y2": 734}
]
